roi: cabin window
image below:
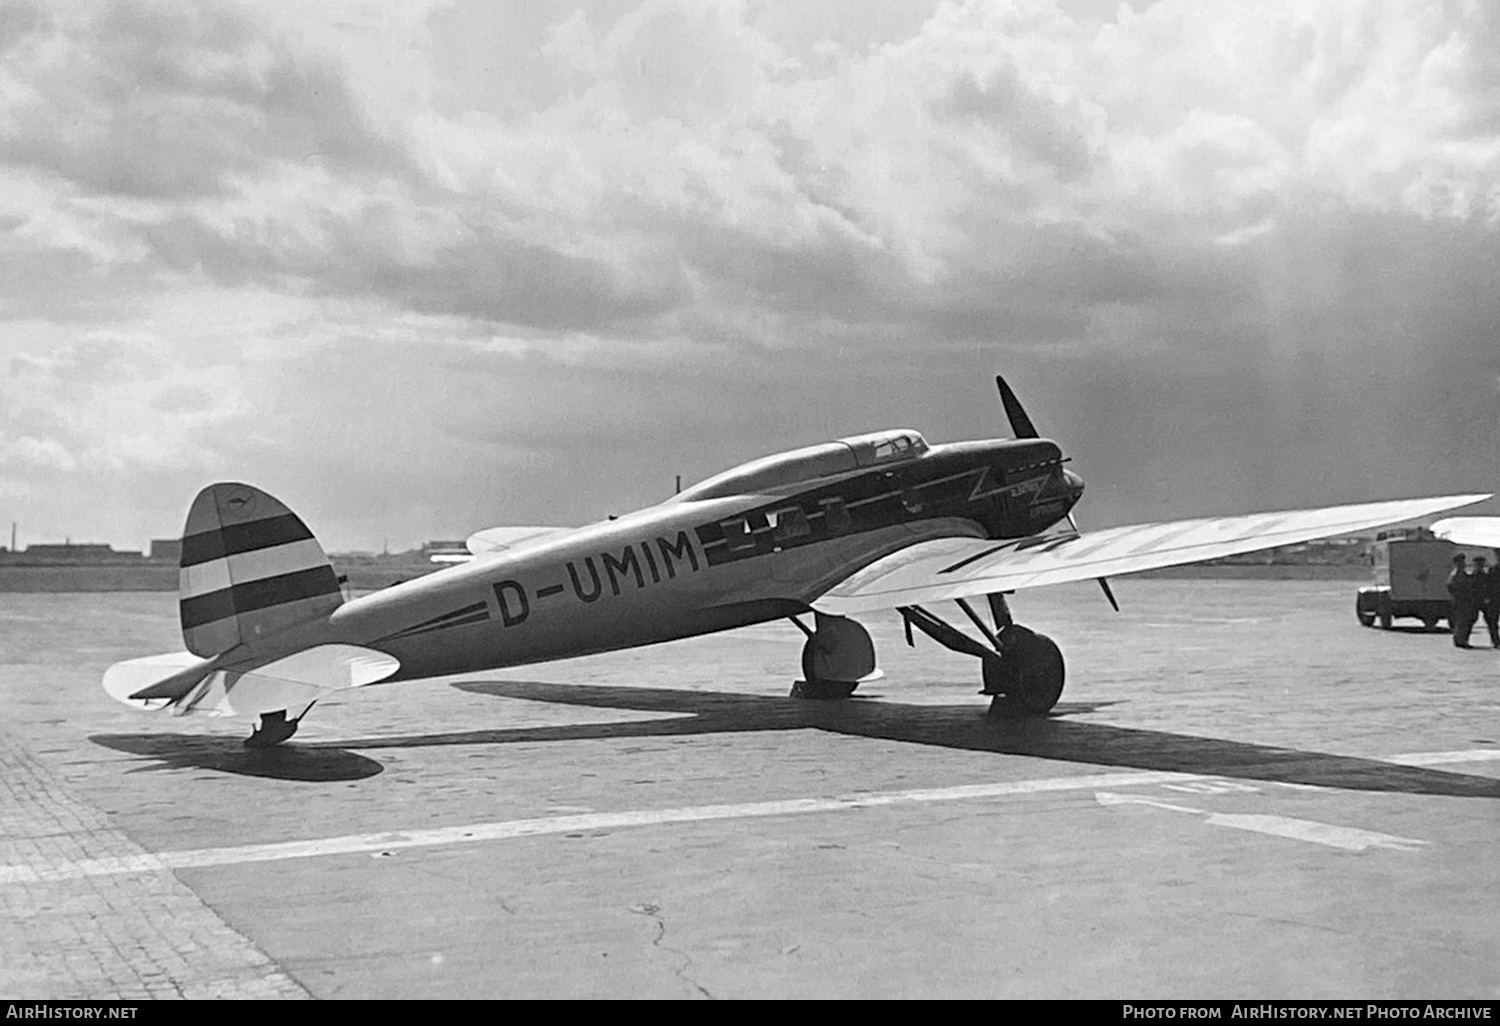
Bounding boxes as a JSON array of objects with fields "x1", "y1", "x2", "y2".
[
  {"x1": 818, "y1": 497, "x2": 851, "y2": 533},
  {"x1": 720, "y1": 517, "x2": 756, "y2": 551},
  {"x1": 772, "y1": 506, "x2": 810, "y2": 542}
]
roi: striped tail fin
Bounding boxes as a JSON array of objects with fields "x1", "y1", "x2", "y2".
[{"x1": 178, "y1": 483, "x2": 344, "y2": 657}]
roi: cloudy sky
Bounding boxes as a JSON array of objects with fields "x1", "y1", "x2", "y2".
[{"x1": 2, "y1": 0, "x2": 1497, "y2": 553}]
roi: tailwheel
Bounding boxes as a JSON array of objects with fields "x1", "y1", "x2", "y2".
[
  {"x1": 244, "y1": 709, "x2": 300, "y2": 748},
  {"x1": 984, "y1": 626, "x2": 1065, "y2": 717}
]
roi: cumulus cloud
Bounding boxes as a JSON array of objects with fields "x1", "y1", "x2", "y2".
[
  {"x1": 0, "y1": 0, "x2": 410, "y2": 198},
  {"x1": 0, "y1": 0, "x2": 1496, "y2": 548}
]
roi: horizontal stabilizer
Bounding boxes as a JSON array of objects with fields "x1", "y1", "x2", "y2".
[
  {"x1": 250, "y1": 644, "x2": 401, "y2": 690},
  {"x1": 107, "y1": 644, "x2": 400, "y2": 720},
  {"x1": 171, "y1": 645, "x2": 400, "y2": 720},
  {"x1": 103, "y1": 651, "x2": 217, "y2": 709},
  {"x1": 1431, "y1": 516, "x2": 1500, "y2": 549}
]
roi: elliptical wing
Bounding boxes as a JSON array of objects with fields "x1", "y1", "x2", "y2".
[{"x1": 814, "y1": 494, "x2": 1491, "y2": 616}]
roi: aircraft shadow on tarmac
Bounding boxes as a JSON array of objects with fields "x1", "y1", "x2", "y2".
[
  {"x1": 89, "y1": 732, "x2": 385, "y2": 783},
  {"x1": 89, "y1": 680, "x2": 1500, "y2": 797}
]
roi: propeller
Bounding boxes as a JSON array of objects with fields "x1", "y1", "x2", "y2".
[
  {"x1": 996, "y1": 375, "x2": 1039, "y2": 439},
  {"x1": 995, "y1": 375, "x2": 1119, "y2": 613}
]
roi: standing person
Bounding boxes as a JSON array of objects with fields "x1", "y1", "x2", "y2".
[
  {"x1": 1476, "y1": 554, "x2": 1500, "y2": 649},
  {"x1": 1447, "y1": 553, "x2": 1478, "y2": 649}
]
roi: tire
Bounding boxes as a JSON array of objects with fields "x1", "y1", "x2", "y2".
[
  {"x1": 789, "y1": 676, "x2": 859, "y2": 700},
  {"x1": 1377, "y1": 594, "x2": 1393, "y2": 630},
  {"x1": 794, "y1": 634, "x2": 862, "y2": 700},
  {"x1": 986, "y1": 627, "x2": 1065, "y2": 716},
  {"x1": 1355, "y1": 591, "x2": 1377, "y2": 628},
  {"x1": 797, "y1": 614, "x2": 875, "y2": 692}
]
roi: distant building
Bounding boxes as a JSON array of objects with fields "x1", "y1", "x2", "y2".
[
  {"x1": 21, "y1": 543, "x2": 143, "y2": 562},
  {"x1": 149, "y1": 538, "x2": 182, "y2": 562}
]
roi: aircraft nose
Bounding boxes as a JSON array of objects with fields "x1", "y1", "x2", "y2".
[{"x1": 1063, "y1": 468, "x2": 1085, "y2": 497}]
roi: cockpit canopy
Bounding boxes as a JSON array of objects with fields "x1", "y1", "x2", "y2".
[
  {"x1": 839, "y1": 429, "x2": 928, "y2": 468},
  {"x1": 676, "y1": 429, "x2": 928, "y2": 501}
]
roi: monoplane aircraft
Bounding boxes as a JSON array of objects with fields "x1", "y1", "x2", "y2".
[{"x1": 104, "y1": 378, "x2": 1489, "y2": 746}]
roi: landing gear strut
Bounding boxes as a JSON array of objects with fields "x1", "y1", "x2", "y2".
[
  {"x1": 900, "y1": 594, "x2": 1065, "y2": 716},
  {"x1": 789, "y1": 612, "x2": 877, "y2": 699},
  {"x1": 244, "y1": 708, "x2": 304, "y2": 748}
]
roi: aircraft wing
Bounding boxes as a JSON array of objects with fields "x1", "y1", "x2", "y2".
[
  {"x1": 465, "y1": 526, "x2": 571, "y2": 558},
  {"x1": 1431, "y1": 516, "x2": 1500, "y2": 549},
  {"x1": 813, "y1": 494, "x2": 1491, "y2": 616}
]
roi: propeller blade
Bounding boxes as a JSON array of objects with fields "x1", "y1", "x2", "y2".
[
  {"x1": 1066, "y1": 512, "x2": 1120, "y2": 612},
  {"x1": 995, "y1": 375, "x2": 1039, "y2": 439}
]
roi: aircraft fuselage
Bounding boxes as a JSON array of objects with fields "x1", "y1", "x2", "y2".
[{"x1": 323, "y1": 436, "x2": 1083, "y2": 681}]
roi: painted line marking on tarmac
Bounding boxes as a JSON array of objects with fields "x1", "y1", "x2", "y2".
[
  {"x1": 0, "y1": 769, "x2": 1209, "y2": 883},
  {"x1": 1095, "y1": 792, "x2": 1205, "y2": 814},
  {"x1": 1094, "y1": 792, "x2": 1428, "y2": 852},
  {"x1": 3, "y1": 748, "x2": 1486, "y2": 884},
  {"x1": 1202, "y1": 815, "x2": 1426, "y2": 852},
  {"x1": 1091, "y1": 746, "x2": 1500, "y2": 852}
]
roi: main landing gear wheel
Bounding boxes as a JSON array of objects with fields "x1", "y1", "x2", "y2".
[
  {"x1": 898, "y1": 600, "x2": 1067, "y2": 717},
  {"x1": 244, "y1": 709, "x2": 300, "y2": 748},
  {"x1": 791, "y1": 612, "x2": 876, "y2": 700},
  {"x1": 984, "y1": 626, "x2": 1065, "y2": 717}
]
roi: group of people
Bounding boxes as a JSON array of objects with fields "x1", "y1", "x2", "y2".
[{"x1": 1448, "y1": 554, "x2": 1500, "y2": 649}]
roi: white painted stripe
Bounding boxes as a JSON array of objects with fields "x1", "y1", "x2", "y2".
[
  {"x1": 1204, "y1": 814, "x2": 1427, "y2": 852},
  {"x1": 9, "y1": 750, "x2": 1486, "y2": 885},
  {"x1": 1098, "y1": 791, "x2": 1430, "y2": 851},
  {"x1": 0, "y1": 769, "x2": 1204, "y2": 883},
  {"x1": 1095, "y1": 792, "x2": 1205, "y2": 814},
  {"x1": 1386, "y1": 749, "x2": 1500, "y2": 767},
  {"x1": 179, "y1": 538, "x2": 330, "y2": 597}
]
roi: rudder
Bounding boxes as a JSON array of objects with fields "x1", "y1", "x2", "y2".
[{"x1": 178, "y1": 483, "x2": 344, "y2": 656}]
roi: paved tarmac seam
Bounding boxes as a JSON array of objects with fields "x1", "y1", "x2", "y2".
[{"x1": 0, "y1": 729, "x2": 309, "y2": 1000}]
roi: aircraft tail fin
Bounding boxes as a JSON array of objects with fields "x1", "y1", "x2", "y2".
[{"x1": 178, "y1": 483, "x2": 344, "y2": 657}]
